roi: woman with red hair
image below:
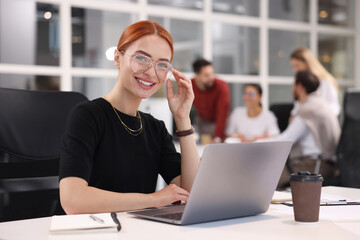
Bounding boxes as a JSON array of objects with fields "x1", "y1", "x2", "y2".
[{"x1": 59, "y1": 21, "x2": 200, "y2": 214}]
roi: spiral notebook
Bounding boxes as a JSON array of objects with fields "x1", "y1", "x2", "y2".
[{"x1": 50, "y1": 212, "x2": 121, "y2": 234}]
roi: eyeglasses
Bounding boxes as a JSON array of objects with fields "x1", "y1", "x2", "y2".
[
  {"x1": 243, "y1": 92, "x2": 257, "y2": 98},
  {"x1": 120, "y1": 50, "x2": 173, "y2": 81}
]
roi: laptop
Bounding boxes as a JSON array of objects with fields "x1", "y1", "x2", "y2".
[{"x1": 128, "y1": 141, "x2": 293, "y2": 225}]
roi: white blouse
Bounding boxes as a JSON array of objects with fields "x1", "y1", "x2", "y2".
[
  {"x1": 317, "y1": 79, "x2": 340, "y2": 116},
  {"x1": 225, "y1": 107, "x2": 280, "y2": 140}
]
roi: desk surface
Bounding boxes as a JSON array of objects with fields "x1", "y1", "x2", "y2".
[{"x1": 0, "y1": 186, "x2": 359, "y2": 240}]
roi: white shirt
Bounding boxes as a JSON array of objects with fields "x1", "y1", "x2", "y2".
[
  {"x1": 271, "y1": 116, "x2": 321, "y2": 156},
  {"x1": 317, "y1": 79, "x2": 340, "y2": 116},
  {"x1": 226, "y1": 107, "x2": 280, "y2": 140},
  {"x1": 292, "y1": 79, "x2": 340, "y2": 116}
]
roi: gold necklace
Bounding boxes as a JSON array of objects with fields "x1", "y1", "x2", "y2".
[{"x1": 103, "y1": 97, "x2": 143, "y2": 136}]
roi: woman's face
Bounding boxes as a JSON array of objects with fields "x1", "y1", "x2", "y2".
[
  {"x1": 115, "y1": 34, "x2": 172, "y2": 99},
  {"x1": 243, "y1": 86, "x2": 261, "y2": 109},
  {"x1": 290, "y1": 58, "x2": 308, "y2": 73}
]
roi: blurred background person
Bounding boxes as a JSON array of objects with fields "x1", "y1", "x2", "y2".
[
  {"x1": 290, "y1": 47, "x2": 340, "y2": 116},
  {"x1": 269, "y1": 71, "x2": 340, "y2": 189},
  {"x1": 225, "y1": 84, "x2": 279, "y2": 143},
  {"x1": 191, "y1": 59, "x2": 230, "y2": 144}
]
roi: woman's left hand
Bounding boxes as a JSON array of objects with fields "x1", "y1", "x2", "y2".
[{"x1": 166, "y1": 69, "x2": 194, "y2": 126}]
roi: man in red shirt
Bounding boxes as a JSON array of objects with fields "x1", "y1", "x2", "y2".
[{"x1": 191, "y1": 59, "x2": 230, "y2": 143}]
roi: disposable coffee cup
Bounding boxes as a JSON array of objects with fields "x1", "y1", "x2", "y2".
[{"x1": 290, "y1": 171, "x2": 323, "y2": 223}]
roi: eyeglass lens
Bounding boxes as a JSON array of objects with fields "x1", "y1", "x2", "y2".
[{"x1": 131, "y1": 54, "x2": 172, "y2": 81}]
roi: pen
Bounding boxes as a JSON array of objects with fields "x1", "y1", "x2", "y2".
[
  {"x1": 282, "y1": 200, "x2": 360, "y2": 207},
  {"x1": 89, "y1": 215, "x2": 105, "y2": 223},
  {"x1": 321, "y1": 200, "x2": 360, "y2": 206},
  {"x1": 111, "y1": 212, "x2": 122, "y2": 231}
]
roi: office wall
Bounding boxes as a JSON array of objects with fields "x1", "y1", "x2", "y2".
[{"x1": 0, "y1": 0, "x2": 359, "y2": 111}]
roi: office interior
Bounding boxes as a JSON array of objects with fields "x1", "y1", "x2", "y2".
[{"x1": 0, "y1": 0, "x2": 360, "y2": 225}]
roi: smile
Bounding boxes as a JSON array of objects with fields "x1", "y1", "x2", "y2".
[
  {"x1": 135, "y1": 77, "x2": 156, "y2": 90},
  {"x1": 137, "y1": 79, "x2": 154, "y2": 86}
]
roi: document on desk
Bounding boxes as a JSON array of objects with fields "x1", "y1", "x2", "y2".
[
  {"x1": 271, "y1": 188, "x2": 360, "y2": 237},
  {"x1": 272, "y1": 191, "x2": 360, "y2": 206},
  {"x1": 50, "y1": 212, "x2": 121, "y2": 234}
]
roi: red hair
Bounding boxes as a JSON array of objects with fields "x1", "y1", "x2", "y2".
[{"x1": 117, "y1": 21, "x2": 174, "y2": 61}]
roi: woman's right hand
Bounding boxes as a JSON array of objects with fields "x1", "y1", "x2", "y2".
[{"x1": 150, "y1": 184, "x2": 189, "y2": 208}]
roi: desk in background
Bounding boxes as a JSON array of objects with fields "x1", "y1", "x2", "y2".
[{"x1": 0, "y1": 186, "x2": 359, "y2": 240}]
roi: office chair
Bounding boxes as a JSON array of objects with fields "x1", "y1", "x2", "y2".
[
  {"x1": 269, "y1": 103, "x2": 294, "y2": 132},
  {"x1": 0, "y1": 88, "x2": 88, "y2": 221},
  {"x1": 336, "y1": 89, "x2": 360, "y2": 188}
]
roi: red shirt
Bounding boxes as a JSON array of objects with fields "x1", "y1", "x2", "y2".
[{"x1": 191, "y1": 78, "x2": 230, "y2": 139}]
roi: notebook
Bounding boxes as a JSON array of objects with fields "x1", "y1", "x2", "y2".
[
  {"x1": 128, "y1": 141, "x2": 293, "y2": 225},
  {"x1": 49, "y1": 212, "x2": 121, "y2": 234},
  {"x1": 271, "y1": 191, "x2": 292, "y2": 204}
]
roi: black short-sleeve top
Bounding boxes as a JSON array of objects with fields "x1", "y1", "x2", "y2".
[{"x1": 60, "y1": 98, "x2": 181, "y2": 194}]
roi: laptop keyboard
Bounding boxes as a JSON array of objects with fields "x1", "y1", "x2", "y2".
[{"x1": 154, "y1": 212, "x2": 183, "y2": 220}]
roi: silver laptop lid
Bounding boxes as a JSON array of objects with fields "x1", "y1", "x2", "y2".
[{"x1": 180, "y1": 141, "x2": 293, "y2": 225}]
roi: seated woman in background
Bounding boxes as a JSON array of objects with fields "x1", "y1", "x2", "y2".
[
  {"x1": 290, "y1": 47, "x2": 340, "y2": 116},
  {"x1": 225, "y1": 84, "x2": 280, "y2": 143}
]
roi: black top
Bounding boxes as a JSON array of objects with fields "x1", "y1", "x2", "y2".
[{"x1": 60, "y1": 98, "x2": 181, "y2": 194}]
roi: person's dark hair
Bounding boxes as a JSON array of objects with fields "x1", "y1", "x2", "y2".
[
  {"x1": 243, "y1": 83, "x2": 262, "y2": 96},
  {"x1": 295, "y1": 71, "x2": 320, "y2": 94},
  {"x1": 192, "y1": 59, "x2": 212, "y2": 74}
]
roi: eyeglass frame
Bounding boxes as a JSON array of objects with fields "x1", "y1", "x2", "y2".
[
  {"x1": 119, "y1": 49, "x2": 173, "y2": 81},
  {"x1": 242, "y1": 92, "x2": 258, "y2": 98}
]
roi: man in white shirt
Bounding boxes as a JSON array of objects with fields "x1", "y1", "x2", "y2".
[{"x1": 273, "y1": 71, "x2": 341, "y2": 188}]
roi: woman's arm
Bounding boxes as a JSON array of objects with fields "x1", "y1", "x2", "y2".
[
  {"x1": 176, "y1": 127, "x2": 199, "y2": 191},
  {"x1": 60, "y1": 177, "x2": 189, "y2": 214},
  {"x1": 224, "y1": 108, "x2": 238, "y2": 139},
  {"x1": 166, "y1": 69, "x2": 200, "y2": 192}
]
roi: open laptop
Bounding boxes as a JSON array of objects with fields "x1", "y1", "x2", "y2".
[{"x1": 128, "y1": 141, "x2": 293, "y2": 225}]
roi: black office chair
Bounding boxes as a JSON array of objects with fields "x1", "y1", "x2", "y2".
[
  {"x1": 0, "y1": 88, "x2": 88, "y2": 221},
  {"x1": 336, "y1": 89, "x2": 360, "y2": 188},
  {"x1": 269, "y1": 103, "x2": 294, "y2": 133}
]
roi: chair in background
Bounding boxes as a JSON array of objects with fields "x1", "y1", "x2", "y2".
[
  {"x1": 0, "y1": 88, "x2": 88, "y2": 221},
  {"x1": 336, "y1": 89, "x2": 360, "y2": 188},
  {"x1": 269, "y1": 103, "x2": 294, "y2": 133}
]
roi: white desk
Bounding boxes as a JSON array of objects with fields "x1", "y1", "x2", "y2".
[{"x1": 0, "y1": 186, "x2": 359, "y2": 240}]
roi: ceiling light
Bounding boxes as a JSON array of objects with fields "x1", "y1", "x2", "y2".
[
  {"x1": 44, "y1": 11, "x2": 52, "y2": 20},
  {"x1": 319, "y1": 10, "x2": 328, "y2": 18},
  {"x1": 106, "y1": 47, "x2": 117, "y2": 61}
]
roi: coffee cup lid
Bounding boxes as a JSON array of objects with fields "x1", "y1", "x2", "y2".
[{"x1": 290, "y1": 171, "x2": 324, "y2": 182}]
